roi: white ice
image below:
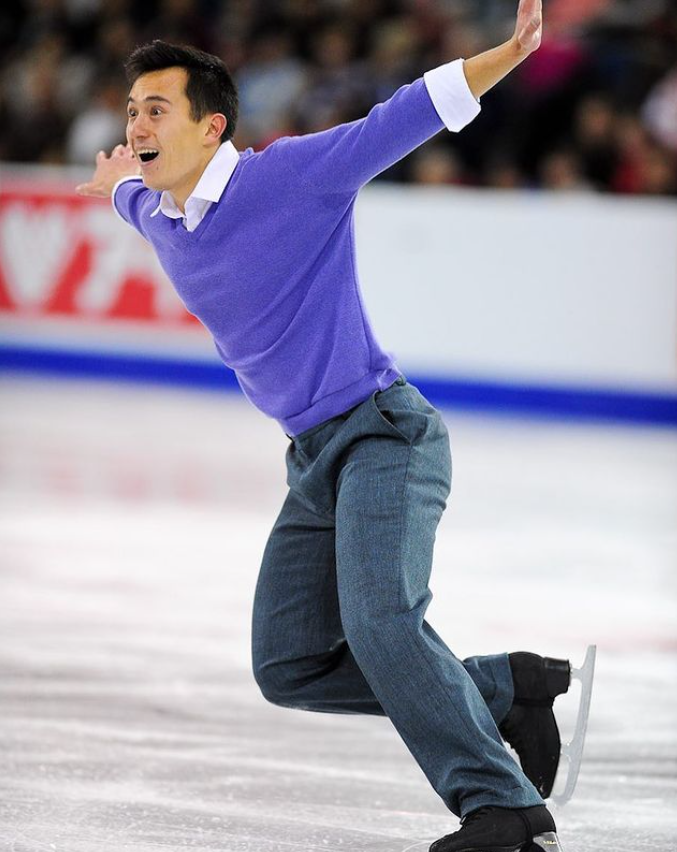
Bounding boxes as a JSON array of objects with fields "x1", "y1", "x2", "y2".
[{"x1": 1, "y1": 375, "x2": 676, "y2": 852}]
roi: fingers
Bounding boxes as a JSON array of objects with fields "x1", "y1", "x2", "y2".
[
  {"x1": 98, "y1": 144, "x2": 133, "y2": 161},
  {"x1": 75, "y1": 182, "x2": 112, "y2": 198},
  {"x1": 516, "y1": 0, "x2": 542, "y2": 52},
  {"x1": 75, "y1": 180, "x2": 109, "y2": 197},
  {"x1": 518, "y1": 20, "x2": 541, "y2": 49},
  {"x1": 518, "y1": 0, "x2": 541, "y2": 21},
  {"x1": 75, "y1": 182, "x2": 107, "y2": 197}
]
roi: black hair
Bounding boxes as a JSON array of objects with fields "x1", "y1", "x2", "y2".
[{"x1": 124, "y1": 40, "x2": 238, "y2": 143}]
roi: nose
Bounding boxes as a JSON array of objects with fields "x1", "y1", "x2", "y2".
[{"x1": 129, "y1": 114, "x2": 151, "y2": 141}]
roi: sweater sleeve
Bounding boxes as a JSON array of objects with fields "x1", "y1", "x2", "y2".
[
  {"x1": 276, "y1": 59, "x2": 480, "y2": 195},
  {"x1": 111, "y1": 176, "x2": 153, "y2": 238}
]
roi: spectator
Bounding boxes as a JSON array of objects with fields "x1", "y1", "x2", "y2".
[
  {"x1": 539, "y1": 149, "x2": 592, "y2": 191},
  {"x1": 292, "y1": 20, "x2": 371, "y2": 132},
  {"x1": 4, "y1": 61, "x2": 69, "y2": 163},
  {"x1": 572, "y1": 95, "x2": 620, "y2": 190},
  {"x1": 66, "y1": 77, "x2": 127, "y2": 164},
  {"x1": 368, "y1": 17, "x2": 423, "y2": 101},
  {"x1": 642, "y1": 65, "x2": 677, "y2": 153},
  {"x1": 484, "y1": 156, "x2": 527, "y2": 190},
  {"x1": 0, "y1": 0, "x2": 674, "y2": 196},
  {"x1": 612, "y1": 114, "x2": 676, "y2": 195},
  {"x1": 142, "y1": 0, "x2": 215, "y2": 54},
  {"x1": 409, "y1": 144, "x2": 464, "y2": 186},
  {"x1": 236, "y1": 27, "x2": 307, "y2": 147}
]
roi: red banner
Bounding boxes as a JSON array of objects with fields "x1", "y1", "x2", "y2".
[{"x1": 0, "y1": 182, "x2": 198, "y2": 327}]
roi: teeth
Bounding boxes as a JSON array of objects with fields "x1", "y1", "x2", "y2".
[{"x1": 137, "y1": 148, "x2": 159, "y2": 163}]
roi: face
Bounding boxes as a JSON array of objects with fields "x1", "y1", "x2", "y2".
[{"x1": 126, "y1": 67, "x2": 224, "y2": 205}]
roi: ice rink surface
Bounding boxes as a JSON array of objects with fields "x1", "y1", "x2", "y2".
[{"x1": 1, "y1": 375, "x2": 676, "y2": 852}]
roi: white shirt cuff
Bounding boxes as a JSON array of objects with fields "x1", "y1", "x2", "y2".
[
  {"x1": 111, "y1": 175, "x2": 144, "y2": 223},
  {"x1": 423, "y1": 58, "x2": 481, "y2": 133}
]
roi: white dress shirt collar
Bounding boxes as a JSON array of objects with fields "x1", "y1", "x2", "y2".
[{"x1": 150, "y1": 139, "x2": 240, "y2": 232}]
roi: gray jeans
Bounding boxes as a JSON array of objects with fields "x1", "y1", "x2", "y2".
[{"x1": 251, "y1": 377, "x2": 543, "y2": 817}]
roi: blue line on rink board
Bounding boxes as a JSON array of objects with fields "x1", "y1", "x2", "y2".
[
  {"x1": 1, "y1": 344, "x2": 676, "y2": 427},
  {"x1": 0, "y1": 345, "x2": 240, "y2": 392}
]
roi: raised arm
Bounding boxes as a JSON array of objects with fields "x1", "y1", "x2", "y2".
[
  {"x1": 463, "y1": 0, "x2": 542, "y2": 99},
  {"x1": 278, "y1": 0, "x2": 542, "y2": 195}
]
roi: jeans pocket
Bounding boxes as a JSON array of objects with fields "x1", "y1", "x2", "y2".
[{"x1": 370, "y1": 391, "x2": 412, "y2": 443}]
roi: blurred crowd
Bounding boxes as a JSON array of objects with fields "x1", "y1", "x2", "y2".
[{"x1": 1, "y1": 0, "x2": 676, "y2": 194}]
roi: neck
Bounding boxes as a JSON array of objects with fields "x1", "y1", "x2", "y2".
[{"x1": 171, "y1": 146, "x2": 220, "y2": 213}]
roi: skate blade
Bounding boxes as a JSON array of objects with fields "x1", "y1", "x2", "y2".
[
  {"x1": 550, "y1": 644, "x2": 596, "y2": 807},
  {"x1": 529, "y1": 831, "x2": 565, "y2": 851}
]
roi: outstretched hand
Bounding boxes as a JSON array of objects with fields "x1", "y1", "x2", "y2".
[
  {"x1": 75, "y1": 144, "x2": 140, "y2": 198},
  {"x1": 513, "y1": 0, "x2": 542, "y2": 55}
]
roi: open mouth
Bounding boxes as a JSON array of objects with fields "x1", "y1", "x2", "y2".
[{"x1": 137, "y1": 149, "x2": 159, "y2": 164}]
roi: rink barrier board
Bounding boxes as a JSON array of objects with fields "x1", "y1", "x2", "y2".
[
  {"x1": 2, "y1": 177, "x2": 676, "y2": 421},
  {"x1": 1, "y1": 344, "x2": 675, "y2": 428}
]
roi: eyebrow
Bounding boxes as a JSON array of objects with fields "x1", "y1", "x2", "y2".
[{"x1": 127, "y1": 95, "x2": 172, "y2": 105}]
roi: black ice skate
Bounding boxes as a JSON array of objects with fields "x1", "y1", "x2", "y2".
[
  {"x1": 429, "y1": 804, "x2": 564, "y2": 852},
  {"x1": 500, "y1": 645, "x2": 596, "y2": 804}
]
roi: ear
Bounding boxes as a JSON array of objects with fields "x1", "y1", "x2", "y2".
[{"x1": 205, "y1": 113, "x2": 227, "y2": 145}]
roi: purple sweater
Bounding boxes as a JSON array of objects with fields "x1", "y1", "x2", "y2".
[{"x1": 114, "y1": 73, "x2": 476, "y2": 435}]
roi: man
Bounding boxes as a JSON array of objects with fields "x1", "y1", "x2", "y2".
[{"x1": 76, "y1": 3, "x2": 586, "y2": 849}]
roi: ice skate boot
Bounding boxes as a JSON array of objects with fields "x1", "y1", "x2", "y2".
[
  {"x1": 499, "y1": 646, "x2": 596, "y2": 804},
  {"x1": 429, "y1": 804, "x2": 563, "y2": 852}
]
